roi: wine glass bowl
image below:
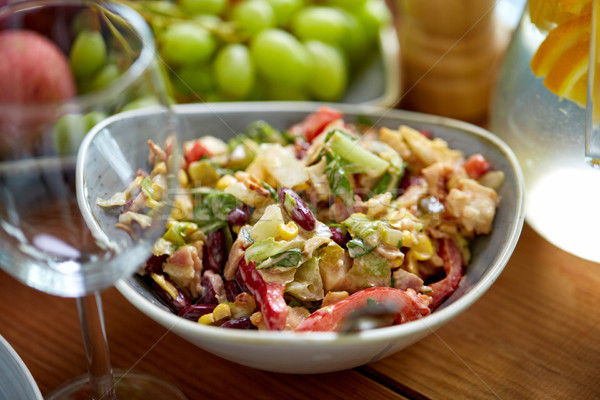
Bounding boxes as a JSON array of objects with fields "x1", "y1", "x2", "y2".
[
  {"x1": 0, "y1": 0, "x2": 174, "y2": 297},
  {"x1": 0, "y1": 1, "x2": 185, "y2": 398}
]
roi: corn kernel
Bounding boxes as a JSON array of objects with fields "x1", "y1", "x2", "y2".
[
  {"x1": 412, "y1": 233, "x2": 433, "y2": 261},
  {"x1": 198, "y1": 313, "x2": 215, "y2": 325},
  {"x1": 216, "y1": 174, "x2": 237, "y2": 191},
  {"x1": 152, "y1": 161, "x2": 167, "y2": 176},
  {"x1": 292, "y1": 182, "x2": 310, "y2": 192},
  {"x1": 151, "y1": 182, "x2": 164, "y2": 198},
  {"x1": 178, "y1": 169, "x2": 189, "y2": 187},
  {"x1": 402, "y1": 231, "x2": 416, "y2": 247},
  {"x1": 212, "y1": 303, "x2": 232, "y2": 321},
  {"x1": 166, "y1": 219, "x2": 177, "y2": 229},
  {"x1": 278, "y1": 221, "x2": 298, "y2": 240},
  {"x1": 391, "y1": 255, "x2": 405, "y2": 269},
  {"x1": 131, "y1": 176, "x2": 144, "y2": 191},
  {"x1": 145, "y1": 197, "x2": 161, "y2": 209},
  {"x1": 405, "y1": 253, "x2": 420, "y2": 275},
  {"x1": 150, "y1": 273, "x2": 178, "y2": 300}
]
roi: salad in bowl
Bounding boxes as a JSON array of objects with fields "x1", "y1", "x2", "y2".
[{"x1": 98, "y1": 105, "x2": 504, "y2": 333}]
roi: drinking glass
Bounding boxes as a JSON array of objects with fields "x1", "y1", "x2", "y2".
[
  {"x1": 491, "y1": 1, "x2": 600, "y2": 263},
  {"x1": 0, "y1": 1, "x2": 186, "y2": 398}
]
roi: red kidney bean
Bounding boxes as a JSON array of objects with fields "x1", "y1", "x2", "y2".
[
  {"x1": 203, "y1": 229, "x2": 225, "y2": 274},
  {"x1": 178, "y1": 304, "x2": 216, "y2": 321},
  {"x1": 398, "y1": 174, "x2": 425, "y2": 192},
  {"x1": 199, "y1": 271, "x2": 225, "y2": 305},
  {"x1": 220, "y1": 317, "x2": 257, "y2": 330},
  {"x1": 121, "y1": 198, "x2": 134, "y2": 213},
  {"x1": 224, "y1": 280, "x2": 242, "y2": 302},
  {"x1": 294, "y1": 138, "x2": 310, "y2": 160},
  {"x1": 278, "y1": 187, "x2": 315, "y2": 231},
  {"x1": 143, "y1": 254, "x2": 167, "y2": 274},
  {"x1": 152, "y1": 275, "x2": 191, "y2": 312},
  {"x1": 234, "y1": 266, "x2": 249, "y2": 293},
  {"x1": 227, "y1": 206, "x2": 250, "y2": 226},
  {"x1": 329, "y1": 226, "x2": 348, "y2": 247}
]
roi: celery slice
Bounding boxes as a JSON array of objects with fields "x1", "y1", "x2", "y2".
[{"x1": 326, "y1": 130, "x2": 389, "y2": 177}]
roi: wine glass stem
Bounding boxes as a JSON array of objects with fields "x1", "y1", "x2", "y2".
[{"x1": 76, "y1": 292, "x2": 117, "y2": 400}]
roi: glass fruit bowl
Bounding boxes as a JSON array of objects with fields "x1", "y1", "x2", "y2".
[{"x1": 491, "y1": 3, "x2": 600, "y2": 263}]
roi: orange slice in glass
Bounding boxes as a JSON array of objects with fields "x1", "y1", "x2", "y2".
[
  {"x1": 530, "y1": 13, "x2": 591, "y2": 77},
  {"x1": 530, "y1": 0, "x2": 592, "y2": 29},
  {"x1": 529, "y1": 0, "x2": 595, "y2": 105},
  {"x1": 543, "y1": 38, "x2": 590, "y2": 106}
]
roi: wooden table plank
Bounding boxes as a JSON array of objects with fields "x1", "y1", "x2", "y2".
[
  {"x1": 2, "y1": 224, "x2": 599, "y2": 399},
  {"x1": 0, "y1": 270, "x2": 408, "y2": 400},
  {"x1": 361, "y1": 224, "x2": 600, "y2": 399}
]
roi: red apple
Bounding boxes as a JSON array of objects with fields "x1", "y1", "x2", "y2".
[
  {"x1": 0, "y1": 30, "x2": 76, "y2": 104},
  {"x1": 0, "y1": 30, "x2": 76, "y2": 158}
]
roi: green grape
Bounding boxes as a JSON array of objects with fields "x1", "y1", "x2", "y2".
[
  {"x1": 291, "y1": 6, "x2": 350, "y2": 46},
  {"x1": 337, "y1": 9, "x2": 368, "y2": 64},
  {"x1": 174, "y1": 64, "x2": 214, "y2": 95},
  {"x1": 193, "y1": 14, "x2": 223, "y2": 30},
  {"x1": 322, "y1": 0, "x2": 367, "y2": 10},
  {"x1": 202, "y1": 91, "x2": 226, "y2": 102},
  {"x1": 264, "y1": 0, "x2": 304, "y2": 26},
  {"x1": 52, "y1": 111, "x2": 108, "y2": 155},
  {"x1": 214, "y1": 44, "x2": 255, "y2": 100},
  {"x1": 158, "y1": 23, "x2": 216, "y2": 66},
  {"x1": 52, "y1": 114, "x2": 87, "y2": 156},
  {"x1": 354, "y1": 0, "x2": 391, "y2": 42},
  {"x1": 70, "y1": 10, "x2": 97, "y2": 35},
  {"x1": 70, "y1": 30, "x2": 106, "y2": 79},
  {"x1": 250, "y1": 28, "x2": 310, "y2": 88},
  {"x1": 305, "y1": 40, "x2": 347, "y2": 101},
  {"x1": 89, "y1": 63, "x2": 120, "y2": 92},
  {"x1": 232, "y1": 0, "x2": 275, "y2": 35},
  {"x1": 246, "y1": 79, "x2": 268, "y2": 101},
  {"x1": 122, "y1": 95, "x2": 160, "y2": 112},
  {"x1": 84, "y1": 111, "x2": 108, "y2": 130},
  {"x1": 179, "y1": 0, "x2": 227, "y2": 15},
  {"x1": 265, "y1": 82, "x2": 307, "y2": 101}
]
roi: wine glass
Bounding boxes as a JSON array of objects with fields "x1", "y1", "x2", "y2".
[
  {"x1": 0, "y1": 1, "x2": 187, "y2": 398},
  {"x1": 491, "y1": 1, "x2": 600, "y2": 263}
]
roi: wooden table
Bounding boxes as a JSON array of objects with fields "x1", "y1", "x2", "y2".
[{"x1": 1, "y1": 223, "x2": 599, "y2": 400}]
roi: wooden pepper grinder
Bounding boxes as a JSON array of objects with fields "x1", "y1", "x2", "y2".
[{"x1": 393, "y1": 0, "x2": 510, "y2": 123}]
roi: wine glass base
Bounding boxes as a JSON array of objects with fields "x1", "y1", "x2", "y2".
[{"x1": 45, "y1": 369, "x2": 187, "y2": 400}]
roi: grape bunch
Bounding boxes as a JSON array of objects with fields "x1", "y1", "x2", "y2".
[
  {"x1": 54, "y1": 11, "x2": 159, "y2": 155},
  {"x1": 135, "y1": 0, "x2": 391, "y2": 102},
  {"x1": 53, "y1": 0, "x2": 391, "y2": 155}
]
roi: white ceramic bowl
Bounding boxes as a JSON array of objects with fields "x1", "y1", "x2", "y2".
[
  {"x1": 0, "y1": 335, "x2": 43, "y2": 400},
  {"x1": 78, "y1": 102, "x2": 525, "y2": 374}
]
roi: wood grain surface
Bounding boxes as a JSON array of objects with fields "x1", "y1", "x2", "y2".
[{"x1": 1, "y1": 223, "x2": 599, "y2": 400}]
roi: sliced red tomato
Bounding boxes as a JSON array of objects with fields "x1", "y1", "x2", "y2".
[
  {"x1": 419, "y1": 129, "x2": 433, "y2": 139},
  {"x1": 295, "y1": 287, "x2": 431, "y2": 332},
  {"x1": 289, "y1": 105, "x2": 343, "y2": 143},
  {"x1": 429, "y1": 238, "x2": 463, "y2": 310},
  {"x1": 237, "y1": 258, "x2": 287, "y2": 331},
  {"x1": 184, "y1": 140, "x2": 212, "y2": 164},
  {"x1": 463, "y1": 154, "x2": 490, "y2": 179}
]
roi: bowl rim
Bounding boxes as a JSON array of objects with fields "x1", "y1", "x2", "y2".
[
  {"x1": 106, "y1": 101, "x2": 525, "y2": 345},
  {"x1": 0, "y1": 334, "x2": 43, "y2": 400}
]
